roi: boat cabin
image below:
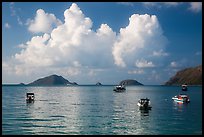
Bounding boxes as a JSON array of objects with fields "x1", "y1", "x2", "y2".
[
  {"x1": 113, "y1": 85, "x2": 126, "y2": 92},
  {"x1": 26, "y1": 93, "x2": 35, "y2": 102},
  {"x1": 182, "y1": 84, "x2": 188, "y2": 91},
  {"x1": 139, "y1": 98, "x2": 150, "y2": 105},
  {"x1": 137, "y1": 98, "x2": 152, "y2": 110}
]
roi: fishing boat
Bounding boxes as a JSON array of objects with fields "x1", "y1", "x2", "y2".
[
  {"x1": 26, "y1": 93, "x2": 35, "y2": 102},
  {"x1": 172, "y1": 94, "x2": 190, "y2": 103},
  {"x1": 137, "y1": 98, "x2": 152, "y2": 110},
  {"x1": 182, "y1": 84, "x2": 188, "y2": 91},
  {"x1": 113, "y1": 85, "x2": 126, "y2": 92}
]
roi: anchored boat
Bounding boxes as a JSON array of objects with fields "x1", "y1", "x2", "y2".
[
  {"x1": 172, "y1": 94, "x2": 190, "y2": 103},
  {"x1": 137, "y1": 98, "x2": 152, "y2": 110},
  {"x1": 26, "y1": 93, "x2": 35, "y2": 102},
  {"x1": 181, "y1": 84, "x2": 188, "y2": 91},
  {"x1": 113, "y1": 85, "x2": 126, "y2": 92}
]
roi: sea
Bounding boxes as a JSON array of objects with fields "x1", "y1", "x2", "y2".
[{"x1": 2, "y1": 85, "x2": 202, "y2": 135}]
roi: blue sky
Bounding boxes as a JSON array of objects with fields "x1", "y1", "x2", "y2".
[{"x1": 2, "y1": 2, "x2": 202, "y2": 85}]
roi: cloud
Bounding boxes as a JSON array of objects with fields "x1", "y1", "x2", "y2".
[
  {"x1": 14, "y1": 33, "x2": 52, "y2": 67},
  {"x1": 170, "y1": 61, "x2": 178, "y2": 67},
  {"x1": 3, "y1": 3, "x2": 168, "y2": 83},
  {"x1": 188, "y1": 2, "x2": 202, "y2": 13},
  {"x1": 9, "y1": 2, "x2": 16, "y2": 16},
  {"x1": 17, "y1": 16, "x2": 23, "y2": 26},
  {"x1": 5, "y1": 23, "x2": 11, "y2": 28},
  {"x1": 135, "y1": 59, "x2": 155, "y2": 68},
  {"x1": 128, "y1": 69, "x2": 144, "y2": 74},
  {"x1": 163, "y1": 2, "x2": 181, "y2": 7},
  {"x1": 8, "y1": 3, "x2": 116, "y2": 75},
  {"x1": 143, "y1": 2, "x2": 202, "y2": 13},
  {"x1": 195, "y1": 51, "x2": 202, "y2": 56},
  {"x1": 9, "y1": 2, "x2": 23, "y2": 26},
  {"x1": 112, "y1": 14, "x2": 167, "y2": 67},
  {"x1": 143, "y1": 2, "x2": 181, "y2": 8},
  {"x1": 153, "y1": 49, "x2": 169, "y2": 56},
  {"x1": 147, "y1": 70, "x2": 161, "y2": 81},
  {"x1": 117, "y1": 2, "x2": 134, "y2": 7},
  {"x1": 27, "y1": 9, "x2": 62, "y2": 33}
]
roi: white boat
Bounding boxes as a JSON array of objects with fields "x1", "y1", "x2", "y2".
[
  {"x1": 113, "y1": 85, "x2": 126, "y2": 92},
  {"x1": 181, "y1": 84, "x2": 188, "y2": 91},
  {"x1": 172, "y1": 94, "x2": 190, "y2": 103},
  {"x1": 137, "y1": 98, "x2": 152, "y2": 110},
  {"x1": 26, "y1": 93, "x2": 35, "y2": 102}
]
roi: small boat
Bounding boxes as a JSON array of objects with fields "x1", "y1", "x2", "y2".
[
  {"x1": 137, "y1": 98, "x2": 152, "y2": 110},
  {"x1": 181, "y1": 84, "x2": 188, "y2": 91},
  {"x1": 113, "y1": 85, "x2": 126, "y2": 92},
  {"x1": 26, "y1": 93, "x2": 35, "y2": 102},
  {"x1": 172, "y1": 94, "x2": 190, "y2": 103}
]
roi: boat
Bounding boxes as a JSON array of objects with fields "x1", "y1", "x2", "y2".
[
  {"x1": 113, "y1": 85, "x2": 126, "y2": 92},
  {"x1": 172, "y1": 94, "x2": 190, "y2": 103},
  {"x1": 26, "y1": 93, "x2": 35, "y2": 102},
  {"x1": 137, "y1": 98, "x2": 152, "y2": 110},
  {"x1": 181, "y1": 84, "x2": 188, "y2": 91}
]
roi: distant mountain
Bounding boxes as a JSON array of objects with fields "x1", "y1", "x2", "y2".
[
  {"x1": 96, "y1": 82, "x2": 102, "y2": 86},
  {"x1": 19, "y1": 83, "x2": 26, "y2": 86},
  {"x1": 27, "y1": 74, "x2": 78, "y2": 86},
  {"x1": 119, "y1": 79, "x2": 143, "y2": 86},
  {"x1": 165, "y1": 65, "x2": 202, "y2": 85},
  {"x1": 2, "y1": 83, "x2": 26, "y2": 86}
]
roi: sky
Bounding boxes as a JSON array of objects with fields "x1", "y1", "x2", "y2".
[{"x1": 2, "y1": 2, "x2": 202, "y2": 85}]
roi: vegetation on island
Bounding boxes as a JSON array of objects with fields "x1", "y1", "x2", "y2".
[
  {"x1": 27, "y1": 74, "x2": 78, "y2": 86},
  {"x1": 119, "y1": 79, "x2": 143, "y2": 86},
  {"x1": 165, "y1": 65, "x2": 202, "y2": 85}
]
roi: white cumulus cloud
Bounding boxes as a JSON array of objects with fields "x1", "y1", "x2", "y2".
[
  {"x1": 14, "y1": 33, "x2": 52, "y2": 67},
  {"x1": 3, "y1": 3, "x2": 168, "y2": 83},
  {"x1": 27, "y1": 9, "x2": 62, "y2": 33},
  {"x1": 112, "y1": 14, "x2": 167, "y2": 67},
  {"x1": 135, "y1": 59, "x2": 155, "y2": 68}
]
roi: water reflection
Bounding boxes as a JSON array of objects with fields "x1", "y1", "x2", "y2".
[
  {"x1": 26, "y1": 100, "x2": 35, "y2": 104},
  {"x1": 139, "y1": 109, "x2": 150, "y2": 116},
  {"x1": 172, "y1": 101, "x2": 189, "y2": 112},
  {"x1": 3, "y1": 85, "x2": 201, "y2": 135}
]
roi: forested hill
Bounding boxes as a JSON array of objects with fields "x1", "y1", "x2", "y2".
[
  {"x1": 27, "y1": 74, "x2": 78, "y2": 86},
  {"x1": 165, "y1": 65, "x2": 202, "y2": 85}
]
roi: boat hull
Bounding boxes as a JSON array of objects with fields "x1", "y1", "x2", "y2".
[
  {"x1": 182, "y1": 88, "x2": 188, "y2": 91},
  {"x1": 172, "y1": 97, "x2": 190, "y2": 103},
  {"x1": 26, "y1": 99, "x2": 34, "y2": 103},
  {"x1": 113, "y1": 89, "x2": 125, "y2": 92}
]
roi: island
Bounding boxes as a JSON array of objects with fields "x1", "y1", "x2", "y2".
[
  {"x1": 96, "y1": 82, "x2": 102, "y2": 86},
  {"x1": 119, "y1": 79, "x2": 143, "y2": 86},
  {"x1": 27, "y1": 74, "x2": 78, "y2": 86},
  {"x1": 165, "y1": 64, "x2": 202, "y2": 85}
]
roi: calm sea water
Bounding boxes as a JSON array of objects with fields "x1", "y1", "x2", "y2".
[{"x1": 2, "y1": 85, "x2": 202, "y2": 135}]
